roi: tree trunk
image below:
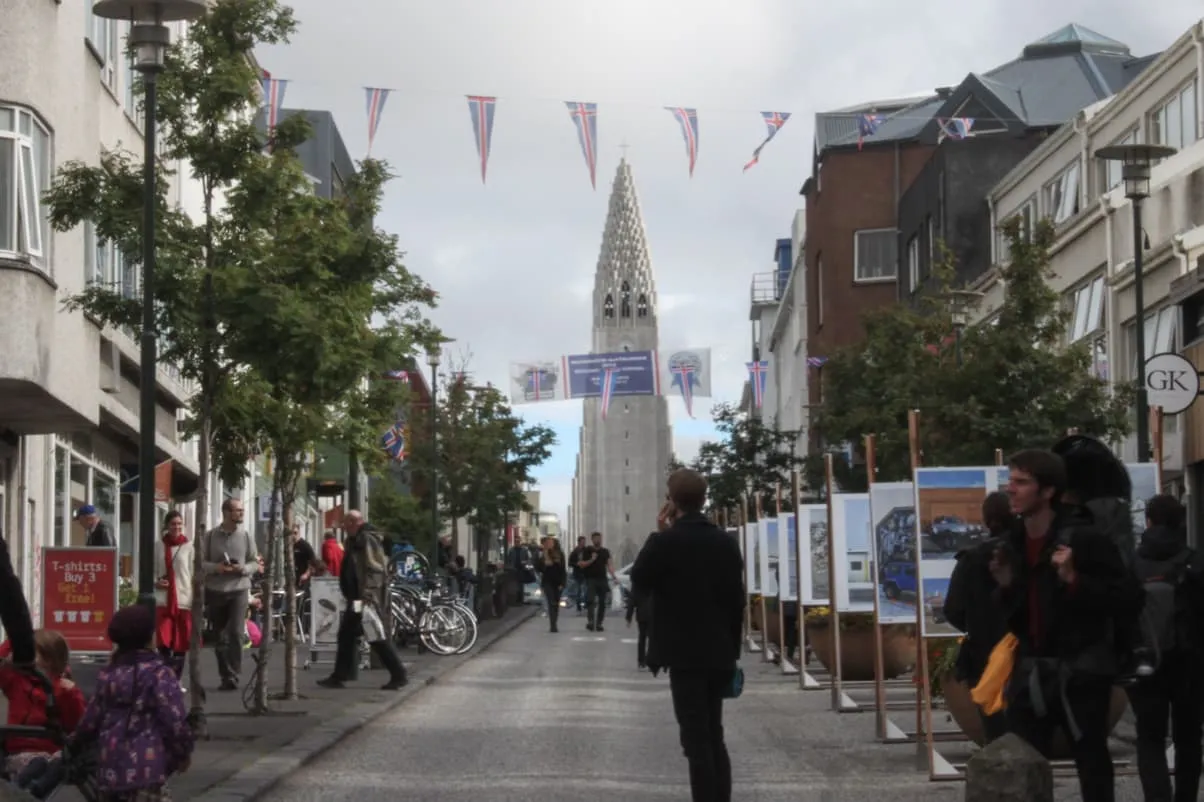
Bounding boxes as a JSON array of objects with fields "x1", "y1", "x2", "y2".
[
  {"x1": 253, "y1": 487, "x2": 278, "y2": 714},
  {"x1": 187, "y1": 415, "x2": 210, "y2": 735},
  {"x1": 281, "y1": 482, "x2": 298, "y2": 700}
]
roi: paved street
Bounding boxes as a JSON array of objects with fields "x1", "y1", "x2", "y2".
[{"x1": 257, "y1": 610, "x2": 1155, "y2": 802}]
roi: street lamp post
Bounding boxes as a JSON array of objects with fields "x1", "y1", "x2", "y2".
[
  {"x1": 427, "y1": 347, "x2": 441, "y2": 579},
  {"x1": 92, "y1": 0, "x2": 205, "y2": 615},
  {"x1": 1095, "y1": 143, "x2": 1178, "y2": 463},
  {"x1": 944, "y1": 289, "x2": 984, "y2": 368}
]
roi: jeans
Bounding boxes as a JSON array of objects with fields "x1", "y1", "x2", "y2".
[
  {"x1": 543, "y1": 583, "x2": 562, "y2": 630},
  {"x1": 569, "y1": 576, "x2": 585, "y2": 609},
  {"x1": 207, "y1": 589, "x2": 249, "y2": 685},
  {"x1": 1127, "y1": 653, "x2": 1203, "y2": 802},
  {"x1": 585, "y1": 577, "x2": 609, "y2": 628},
  {"x1": 669, "y1": 668, "x2": 733, "y2": 802},
  {"x1": 332, "y1": 609, "x2": 407, "y2": 683}
]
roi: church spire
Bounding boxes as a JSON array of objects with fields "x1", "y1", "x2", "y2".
[{"x1": 593, "y1": 158, "x2": 657, "y2": 330}]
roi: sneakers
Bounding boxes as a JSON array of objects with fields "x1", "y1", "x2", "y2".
[{"x1": 381, "y1": 676, "x2": 408, "y2": 691}]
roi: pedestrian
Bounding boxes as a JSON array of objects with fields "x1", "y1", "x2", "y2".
[
  {"x1": 155, "y1": 510, "x2": 193, "y2": 681},
  {"x1": 991, "y1": 449, "x2": 1141, "y2": 802},
  {"x1": 1126, "y1": 494, "x2": 1204, "y2": 802},
  {"x1": 321, "y1": 530, "x2": 343, "y2": 577},
  {"x1": 318, "y1": 510, "x2": 408, "y2": 690},
  {"x1": 625, "y1": 583, "x2": 652, "y2": 669},
  {"x1": 631, "y1": 469, "x2": 744, "y2": 802},
  {"x1": 567, "y1": 535, "x2": 588, "y2": 613},
  {"x1": 943, "y1": 491, "x2": 1014, "y2": 743},
  {"x1": 0, "y1": 630, "x2": 85, "y2": 778},
  {"x1": 538, "y1": 538, "x2": 567, "y2": 633},
  {"x1": 199, "y1": 498, "x2": 257, "y2": 691},
  {"x1": 71, "y1": 605, "x2": 194, "y2": 801},
  {"x1": 74, "y1": 504, "x2": 115, "y2": 548},
  {"x1": 578, "y1": 531, "x2": 616, "y2": 632}
]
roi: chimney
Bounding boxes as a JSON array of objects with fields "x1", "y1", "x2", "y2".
[{"x1": 935, "y1": 87, "x2": 953, "y2": 99}]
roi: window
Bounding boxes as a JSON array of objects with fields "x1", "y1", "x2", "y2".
[
  {"x1": 1068, "y1": 276, "x2": 1105, "y2": 342},
  {"x1": 926, "y1": 216, "x2": 935, "y2": 268},
  {"x1": 624, "y1": 430, "x2": 629, "y2": 440},
  {"x1": 997, "y1": 196, "x2": 1036, "y2": 264},
  {"x1": 1151, "y1": 80, "x2": 1198, "y2": 152},
  {"x1": 906, "y1": 235, "x2": 919, "y2": 294},
  {"x1": 1103, "y1": 129, "x2": 1137, "y2": 191},
  {"x1": 86, "y1": 10, "x2": 118, "y2": 91},
  {"x1": 625, "y1": 513, "x2": 630, "y2": 523},
  {"x1": 1044, "y1": 162, "x2": 1081, "y2": 224},
  {"x1": 853, "y1": 229, "x2": 897, "y2": 281},
  {"x1": 935, "y1": 171, "x2": 945, "y2": 241},
  {"x1": 620, "y1": 280, "x2": 631, "y2": 318},
  {"x1": 121, "y1": 24, "x2": 143, "y2": 128},
  {"x1": 636, "y1": 293, "x2": 648, "y2": 317},
  {"x1": 625, "y1": 485, "x2": 629, "y2": 495},
  {"x1": 815, "y1": 253, "x2": 824, "y2": 326},
  {"x1": 0, "y1": 105, "x2": 52, "y2": 268},
  {"x1": 1126, "y1": 306, "x2": 1177, "y2": 379},
  {"x1": 602, "y1": 293, "x2": 614, "y2": 319}
]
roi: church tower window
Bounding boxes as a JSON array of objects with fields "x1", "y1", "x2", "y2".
[
  {"x1": 603, "y1": 293, "x2": 615, "y2": 319},
  {"x1": 636, "y1": 293, "x2": 648, "y2": 317},
  {"x1": 620, "y1": 281, "x2": 632, "y2": 318}
]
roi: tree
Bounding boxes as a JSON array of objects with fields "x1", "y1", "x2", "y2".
[
  {"x1": 689, "y1": 404, "x2": 806, "y2": 518},
  {"x1": 43, "y1": 0, "x2": 302, "y2": 729},
  {"x1": 813, "y1": 217, "x2": 1133, "y2": 489},
  {"x1": 369, "y1": 481, "x2": 435, "y2": 553}
]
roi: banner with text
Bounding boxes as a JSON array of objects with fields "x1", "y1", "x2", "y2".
[
  {"x1": 41, "y1": 546, "x2": 119, "y2": 654},
  {"x1": 565, "y1": 350, "x2": 659, "y2": 398}
]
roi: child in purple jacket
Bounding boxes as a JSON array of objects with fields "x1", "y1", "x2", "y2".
[{"x1": 71, "y1": 605, "x2": 194, "y2": 802}]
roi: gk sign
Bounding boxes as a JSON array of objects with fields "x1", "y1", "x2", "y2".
[{"x1": 1144, "y1": 352, "x2": 1200, "y2": 415}]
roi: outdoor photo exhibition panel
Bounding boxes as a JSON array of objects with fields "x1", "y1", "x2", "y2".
[
  {"x1": 795, "y1": 503, "x2": 829, "y2": 690},
  {"x1": 743, "y1": 516, "x2": 762, "y2": 654},
  {"x1": 777, "y1": 512, "x2": 799, "y2": 675},
  {"x1": 758, "y1": 516, "x2": 780, "y2": 661}
]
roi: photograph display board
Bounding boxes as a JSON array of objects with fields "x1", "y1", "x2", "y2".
[
  {"x1": 829, "y1": 494, "x2": 873, "y2": 613},
  {"x1": 759, "y1": 517, "x2": 779, "y2": 597},
  {"x1": 913, "y1": 467, "x2": 1004, "y2": 637},
  {"x1": 869, "y1": 482, "x2": 920, "y2": 624},
  {"x1": 308, "y1": 576, "x2": 345, "y2": 649},
  {"x1": 796, "y1": 504, "x2": 829, "y2": 604},
  {"x1": 745, "y1": 522, "x2": 761, "y2": 594},
  {"x1": 778, "y1": 514, "x2": 798, "y2": 602}
]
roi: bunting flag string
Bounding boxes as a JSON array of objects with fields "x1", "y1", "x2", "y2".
[
  {"x1": 466, "y1": 95, "x2": 497, "y2": 184},
  {"x1": 856, "y1": 113, "x2": 882, "y2": 151},
  {"x1": 382, "y1": 370, "x2": 409, "y2": 382},
  {"x1": 380, "y1": 420, "x2": 407, "y2": 462},
  {"x1": 665, "y1": 107, "x2": 700, "y2": 177},
  {"x1": 670, "y1": 361, "x2": 697, "y2": 419},
  {"x1": 743, "y1": 111, "x2": 791, "y2": 171},
  {"x1": 261, "y1": 73, "x2": 288, "y2": 151},
  {"x1": 364, "y1": 87, "x2": 392, "y2": 155},
  {"x1": 937, "y1": 117, "x2": 975, "y2": 144},
  {"x1": 599, "y1": 367, "x2": 618, "y2": 420},
  {"x1": 565, "y1": 101, "x2": 599, "y2": 189},
  {"x1": 806, "y1": 356, "x2": 827, "y2": 368},
  {"x1": 747, "y1": 360, "x2": 768, "y2": 410}
]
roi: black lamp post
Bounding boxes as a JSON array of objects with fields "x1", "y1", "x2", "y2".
[
  {"x1": 427, "y1": 347, "x2": 441, "y2": 577},
  {"x1": 1095, "y1": 142, "x2": 1178, "y2": 463},
  {"x1": 92, "y1": 0, "x2": 205, "y2": 615}
]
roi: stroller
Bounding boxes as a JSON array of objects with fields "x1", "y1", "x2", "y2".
[{"x1": 0, "y1": 668, "x2": 96, "y2": 801}]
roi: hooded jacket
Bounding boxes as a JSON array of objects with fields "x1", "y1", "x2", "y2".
[{"x1": 1137, "y1": 523, "x2": 1204, "y2": 655}]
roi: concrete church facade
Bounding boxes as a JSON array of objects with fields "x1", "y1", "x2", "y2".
[{"x1": 570, "y1": 159, "x2": 672, "y2": 567}]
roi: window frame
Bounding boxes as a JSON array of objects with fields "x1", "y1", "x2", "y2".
[
  {"x1": 86, "y1": 11, "x2": 119, "y2": 92},
  {"x1": 1067, "y1": 275, "x2": 1105, "y2": 343},
  {"x1": 1126, "y1": 306, "x2": 1178, "y2": 380},
  {"x1": 815, "y1": 253, "x2": 824, "y2": 328},
  {"x1": 0, "y1": 104, "x2": 52, "y2": 271},
  {"x1": 1043, "y1": 161, "x2": 1081, "y2": 225},
  {"x1": 852, "y1": 227, "x2": 898, "y2": 283},
  {"x1": 1102, "y1": 128, "x2": 1138, "y2": 192},
  {"x1": 906, "y1": 235, "x2": 920, "y2": 294},
  {"x1": 997, "y1": 194, "x2": 1037, "y2": 265},
  {"x1": 1150, "y1": 79, "x2": 1199, "y2": 152}
]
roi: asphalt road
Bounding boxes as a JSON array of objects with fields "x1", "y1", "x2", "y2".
[{"x1": 257, "y1": 610, "x2": 1150, "y2": 801}]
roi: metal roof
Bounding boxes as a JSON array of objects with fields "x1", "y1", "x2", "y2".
[{"x1": 815, "y1": 23, "x2": 1157, "y2": 155}]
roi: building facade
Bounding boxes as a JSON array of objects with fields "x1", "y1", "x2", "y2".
[
  {"x1": 571, "y1": 159, "x2": 672, "y2": 567},
  {"x1": 974, "y1": 20, "x2": 1204, "y2": 523}
]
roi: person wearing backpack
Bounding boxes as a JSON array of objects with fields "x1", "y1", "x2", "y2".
[{"x1": 1127, "y1": 494, "x2": 1204, "y2": 802}]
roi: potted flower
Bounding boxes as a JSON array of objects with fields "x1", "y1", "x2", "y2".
[{"x1": 803, "y1": 607, "x2": 917, "y2": 681}]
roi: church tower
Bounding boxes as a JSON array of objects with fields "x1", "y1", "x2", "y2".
[{"x1": 571, "y1": 159, "x2": 672, "y2": 566}]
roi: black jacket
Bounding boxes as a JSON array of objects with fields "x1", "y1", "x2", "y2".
[
  {"x1": 944, "y1": 528, "x2": 1012, "y2": 683},
  {"x1": 625, "y1": 583, "x2": 652, "y2": 625},
  {"x1": 538, "y1": 553, "x2": 567, "y2": 589},
  {"x1": 996, "y1": 505, "x2": 1141, "y2": 674},
  {"x1": 1137, "y1": 524, "x2": 1204, "y2": 655},
  {"x1": 0, "y1": 533, "x2": 34, "y2": 664},
  {"x1": 86, "y1": 520, "x2": 115, "y2": 548},
  {"x1": 630, "y1": 515, "x2": 744, "y2": 672}
]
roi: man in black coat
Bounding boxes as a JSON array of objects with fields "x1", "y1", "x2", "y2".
[{"x1": 631, "y1": 469, "x2": 744, "y2": 802}]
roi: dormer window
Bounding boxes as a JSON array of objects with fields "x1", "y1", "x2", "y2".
[
  {"x1": 620, "y1": 281, "x2": 632, "y2": 318},
  {"x1": 636, "y1": 294, "x2": 648, "y2": 317},
  {"x1": 603, "y1": 293, "x2": 615, "y2": 319}
]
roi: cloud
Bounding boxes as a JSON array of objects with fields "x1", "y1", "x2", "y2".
[{"x1": 260, "y1": 0, "x2": 1200, "y2": 529}]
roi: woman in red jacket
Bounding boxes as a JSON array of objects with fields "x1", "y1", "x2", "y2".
[{"x1": 321, "y1": 530, "x2": 343, "y2": 577}]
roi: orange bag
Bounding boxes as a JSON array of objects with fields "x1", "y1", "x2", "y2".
[{"x1": 970, "y1": 632, "x2": 1018, "y2": 715}]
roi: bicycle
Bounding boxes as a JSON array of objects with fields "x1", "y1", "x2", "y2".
[{"x1": 389, "y1": 578, "x2": 478, "y2": 655}]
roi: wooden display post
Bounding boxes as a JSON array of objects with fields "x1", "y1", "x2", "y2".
[{"x1": 740, "y1": 497, "x2": 761, "y2": 655}]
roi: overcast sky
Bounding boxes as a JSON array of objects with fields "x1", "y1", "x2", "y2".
[{"x1": 260, "y1": 0, "x2": 1200, "y2": 525}]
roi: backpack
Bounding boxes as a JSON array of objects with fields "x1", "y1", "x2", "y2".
[{"x1": 1135, "y1": 549, "x2": 1194, "y2": 665}]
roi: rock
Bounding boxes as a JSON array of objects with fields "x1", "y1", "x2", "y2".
[{"x1": 964, "y1": 732, "x2": 1053, "y2": 802}]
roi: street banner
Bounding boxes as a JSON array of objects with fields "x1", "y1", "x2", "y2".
[
  {"x1": 565, "y1": 350, "x2": 659, "y2": 398},
  {"x1": 659, "y1": 347, "x2": 713, "y2": 417},
  {"x1": 41, "y1": 546, "x2": 119, "y2": 654},
  {"x1": 508, "y1": 360, "x2": 565, "y2": 405}
]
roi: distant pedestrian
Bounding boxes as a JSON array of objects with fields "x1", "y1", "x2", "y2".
[
  {"x1": 155, "y1": 510, "x2": 193, "y2": 680},
  {"x1": 568, "y1": 536, "x2": 588, "y2": 612},
  {"x1": 74, "y1": 504, "x2": 115, "y2": 548},
  {"x1": 200, "y1": 498, "x2": 256, "y2": 691},
  {"x1": 538, "y1": 539, "x2": 567, "y2": 633},
  {"x1": 321, "y1": 530, "x2": 344, "y2": 577},
  {"x1": 578, "y1": 532, "x2": 616, "y2": 632},
  {"x1": 632, "y1": 469, "x2": 744, "y2": 802}
]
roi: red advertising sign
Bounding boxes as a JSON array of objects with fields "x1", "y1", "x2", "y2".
[{"x1": 41, "y1": 547, "x2": 119, "y2": 654}]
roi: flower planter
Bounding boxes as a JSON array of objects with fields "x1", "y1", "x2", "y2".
[
  {"x1": 807, "y1": 622, "x2": 916, "y2": 681},
  {"x1": 941, "y1": 674, "x2": 1128, "y2": 757},
  {"x1": 750, "y1": 602, "x2": 782, "y2": 646}
]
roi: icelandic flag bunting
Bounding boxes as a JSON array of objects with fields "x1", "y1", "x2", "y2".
[
  {"x1": 666, "y1": 107, "x2": 699, "y2": 177},
  {"x1": 743, "y1": 112, "x2": 791, "y2": 171},
  {"x1": 599, "y1": 367, "x2": 618, "y2": 420},
  {"x1": 857, "y1": 113, "x2": 882, "y2": 151},
  {"x1": 565, "y1": 102, "x2": 599, "y2": 189},
  {"x1": 747, "y1": 360, "x2": 768, "y2": 410},
  {"x1": 670, "y1": 362, "x2": 698, "y2": 419},
  {"x1": 261, "y1": 73, "x2": 288, "y2": 150},
  {"x1": 364, "y1": 87, "x2": 391, "y2": 154},
  {"x1": 466, "y1": 95, "x2": 497, "y2": 184},
  {"x1": 937, "y1": 117, "x2": 975, "y2": 143},
  {"x1": 806, "y1": 356, "x2": 827, "y2": 368},
  {"x1": 383, "y1": 370, "x2": 409, "y2": 382},
  {"x1": 381, "y1": 421, "x2": 406, "y2": 461}
]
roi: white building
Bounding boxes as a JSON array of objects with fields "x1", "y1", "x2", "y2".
[
  {"x1": 0, "y1": 4, "x2": 327, "y2": 625},
  {"x1": 973, "y1": 20, "x2": 1204, "y2": 506}
]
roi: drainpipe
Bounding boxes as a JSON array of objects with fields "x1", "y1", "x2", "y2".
[
  {"x1": 1172, "y1": 232, "x2": 1189, "y2": 277},
  {"x1": 1195, "y1": 24, "x2": 1204, "y2": 142},
  {"x1": 1101, "y1": 195, "x2": 1118, "y2": 394},
  {"x1": 17, "y1": 436, "x2": 29, "y2": 601},
  {"x1": 1076, "y1": 114, "x2": 1088, "y2": 211},
  {"x1": 987, "y1": 196, "x2": 996, "y2": 268}
]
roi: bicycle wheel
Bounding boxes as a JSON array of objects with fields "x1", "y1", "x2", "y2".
[
  {"x1": 418, "y1": 606, "x2": 468, "y2": 655},
  {"x1": 452, "y1": 605, "x2": 479, "y2": 654}
]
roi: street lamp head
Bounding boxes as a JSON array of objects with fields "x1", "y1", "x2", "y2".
[
  {"x1": 93, "y1": 0, "x2": 204, "y2": 71},
  {"x1": 426, "y1": 347, "x2": 441, "y2": 368},
  {"x1": 941, "y1": 289, "x2": 984, "y2": 330},
  {"x1": 1095, "y1": 143, "x2": 1178, "y2": 201}
]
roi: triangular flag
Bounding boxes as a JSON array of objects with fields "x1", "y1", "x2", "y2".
[{"x1": 466, "y1": 95, "x2": 497, "y2": 184}]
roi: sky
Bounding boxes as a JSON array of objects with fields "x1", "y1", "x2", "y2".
[{"x1": 259, "y1": 0, "x2": 1202, "y2": 525}]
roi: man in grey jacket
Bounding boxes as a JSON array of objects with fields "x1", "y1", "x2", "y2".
[{"x1": 201, "y1": 497, "x2": 258, "y2": 690}]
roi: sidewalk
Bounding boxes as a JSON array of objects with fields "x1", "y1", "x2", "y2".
[{"x1": 44, "y1": 603, "x2": 538, "y2": 802}]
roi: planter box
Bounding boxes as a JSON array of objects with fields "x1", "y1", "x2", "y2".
[{"x1": 807, "y1": 622, "x2": 916, "y2": 681}]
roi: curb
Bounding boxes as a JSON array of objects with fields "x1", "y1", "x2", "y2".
[{"x1": 190, "y1": 605, "x2": 540, "y2": 802}]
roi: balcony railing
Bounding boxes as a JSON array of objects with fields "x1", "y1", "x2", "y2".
[{"x1": 750, "y1": 271, "x2": 780, "y2": 306}]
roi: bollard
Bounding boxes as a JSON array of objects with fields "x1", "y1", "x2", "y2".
[{"x1": 964, "y1": 733, "x2": 1053, "y2": 802}]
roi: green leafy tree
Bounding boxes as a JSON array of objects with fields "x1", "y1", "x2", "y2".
[
  {"x1": 42, "y1": 0, "x2": 301, "y2": 727},
  {"x1": 690, "y1": 404, "x2": 805, "y2": 519},
  {"x1": 369, "y1": 480, "x2": 435, "y2": 553},
  {"x1": 814, "y1": 218, "x2": 1133, "y2": 488}
]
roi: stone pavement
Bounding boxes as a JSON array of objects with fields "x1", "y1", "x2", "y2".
[{"x1": 37, "y1": 602, "x2": 538, "y2": 802}]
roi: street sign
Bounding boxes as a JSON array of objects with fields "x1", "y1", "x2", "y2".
[{"x1": 1144, "y1": 352, "x2": 1200, "y2": 415}]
